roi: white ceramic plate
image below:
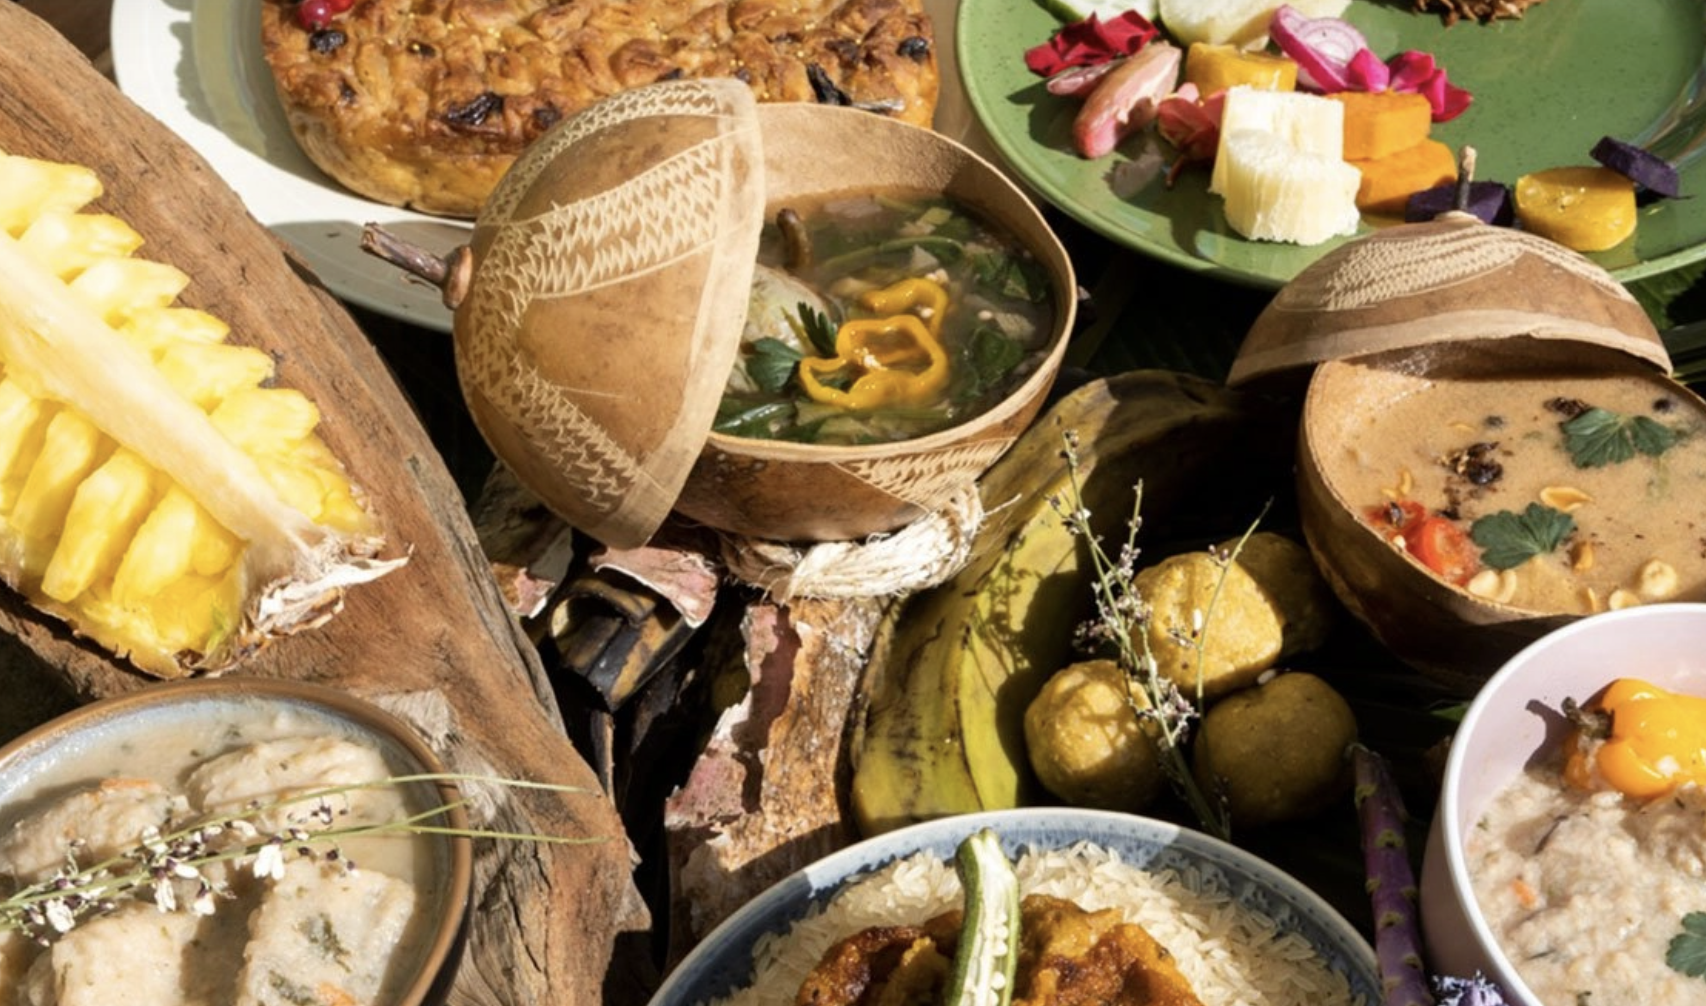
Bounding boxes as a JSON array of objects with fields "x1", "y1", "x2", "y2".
[
  {"x1": 109, "y1": 0, "x2": 467, "y2": 332},
  {"x1": 107, "y1": 0, "x2": 987, "y2": 334}
]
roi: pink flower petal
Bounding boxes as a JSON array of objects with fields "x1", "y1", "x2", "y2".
[
  {"x1": 1024, "y1": 11, "x2": 1160, "y2": 77},
  {"x1": 1385, "y1": 50, "x2": 1438, "y2": 92},
  {"x1": 1344, "y1": 48, "x2": 1390, "y2": 91}
]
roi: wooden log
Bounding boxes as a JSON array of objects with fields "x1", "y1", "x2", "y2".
[{"x1": 0, "y1": 6, "x2": 650, "y2": 1004}]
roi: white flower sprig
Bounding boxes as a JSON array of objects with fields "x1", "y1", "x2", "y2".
[{"x1": 0, "y1": 773, "x2": 599, "y2": 945}]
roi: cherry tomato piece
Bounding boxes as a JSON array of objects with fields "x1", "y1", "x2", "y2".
[{"x1": 1406, "y1": 516, "x2": 1480, "y2": 586}]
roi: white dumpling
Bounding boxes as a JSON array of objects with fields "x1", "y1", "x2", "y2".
[
  {"x1": 0, "y1": 779, "x2": 182, "y2": 885},
  {"x1": 235, "y1": 858, "x2": 419, "y2": 1006},
  {"x1": 184, "y1": 736, "x2": 401, "y2": 836},
  {"x1": 19, "y1": 902, "x2": 208, "y2": 1006}
]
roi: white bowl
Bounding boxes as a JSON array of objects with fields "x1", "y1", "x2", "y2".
[
  {"x1": 650, "y1": 807, "x2": 1379, "y2": 1006},
  {"x1": 1419, "y1": 603, "x2": 1706, "y2": 1003}
]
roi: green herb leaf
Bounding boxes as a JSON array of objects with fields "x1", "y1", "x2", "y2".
[
  {"x1": 960, "y1": 325, "x2": 1024, "y2": 401},
  {"x1": 1563, "y1": 407, "x2": 1680, "y2": 468},
  {"x1": 1469, "y1": 503, "x2": 1575, "y2": 570},
  {"x1": 745, "y1": 338, "x2": 802, "y2": 395},
  {"x1": 1667, "y1": 912, "x2": 1706, "y2": 979},
  {"x1": 970, "y1": 251, "x2": 1048, "y2": 304},
  {"x1": 795, "y1": 303, "x2": 839, "y2": 358},
  {"x1": 1632, "y1": 414, "x2": 1682, "y2": 455}
]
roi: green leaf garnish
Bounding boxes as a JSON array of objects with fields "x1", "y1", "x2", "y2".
[
  {"x1": 1563, "y1": 407, "x2": 1680, "y2": 468},
  {"x1": 958, "y1": 325, "x2": 1025, "y2": 401},
  {"x1": 1469, "y1": 503, "x2": 1575, "y2": 570},
  {"x1": 744, "y1": 338, "x2": 802, "y2": 395},
  {"x1": 1667, "y1": 912, "x2": 1706, "y2": 979},
  {"x1": 970, "y1": 250, "x2": 1049, "y2": 304},
  {"x1": 795, "y1": 303, "x2": 839, "y2": 358}
]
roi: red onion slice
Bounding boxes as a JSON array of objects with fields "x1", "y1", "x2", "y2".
[{"x1": 1269, "y1": 4, "x2": 1368, "y2": 93}]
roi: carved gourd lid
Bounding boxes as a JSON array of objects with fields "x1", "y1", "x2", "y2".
[
  {"x1": 1229, "y1": 213, "x2": 1669, "y2": 387},
  {"x1": 454, "y1": 79, "x2": 767, "y2": 548}
]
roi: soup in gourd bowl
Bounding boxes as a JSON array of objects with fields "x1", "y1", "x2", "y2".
[
  {"x1": 420, "y1": 77, "x2": 1076, "y2": 548},
  {"x1": 1229, "y1": 212, "x2": 1698, "y2": 693}
]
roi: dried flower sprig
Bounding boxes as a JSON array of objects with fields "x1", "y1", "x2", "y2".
[
  {"x1": 1050, "y1": 430, "x2": 1264, "y2": 841},
  {"x1": 0, "y1": 773, "x2": 599, "y2": 944}
]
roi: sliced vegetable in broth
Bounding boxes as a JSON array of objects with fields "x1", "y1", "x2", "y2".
[{"x1": 718, "y1": 192, "x2": 1055, "y2": 446}]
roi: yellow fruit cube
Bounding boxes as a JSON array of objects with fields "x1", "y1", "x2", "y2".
[
  {"x1": 1185, "y1": 43, "x2": 1297, "y2": 96},
  {"x1": 0, "y1": 149, "x2": 394, "y2": 678},
  {"x1": 1515, "y1": 166, "x2": 1637, "y2": 253}
]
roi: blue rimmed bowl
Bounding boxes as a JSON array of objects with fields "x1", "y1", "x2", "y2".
[{"x1": 650, "y1": 807, "x2": 1379, "y2": 1006}]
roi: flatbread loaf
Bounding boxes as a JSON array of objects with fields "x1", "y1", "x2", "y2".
[{"x1": 260, "y1": 0, "x2": 940, "y2": 217}]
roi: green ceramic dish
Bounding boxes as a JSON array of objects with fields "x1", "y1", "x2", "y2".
[{"x1": 958, "y1": 0, "x2": 1706, "y2": 288}]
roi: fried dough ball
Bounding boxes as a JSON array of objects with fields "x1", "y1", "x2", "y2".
[
  {"x1": 1218, "y1": 531, "x2": 1335, "y2": 657},
  {"x1": 1133, "y1": 552, "x2": 1282, "y2": 701},
  {"x1": 1024, "y1": 660, "x2": 1164, "y2": 812},
  {"x1": 1191, "y1": 671, "x2": 1358, "y2": 827},
  {"x1": 1135, "y1": 532, "x2": 1332, "y2": 701}
]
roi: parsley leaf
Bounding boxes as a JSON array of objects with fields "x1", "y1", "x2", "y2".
[
  {"x1": 745, "y1": 338, "x2": 802, "y2": 395},
  {"x1": 1667, "y1": 912, "x2": 1706, "y2": 979},
  {"x1": 956, "y1": 325, "x2": 1025, "y2": 401},
  {"x1": 1563, "y1": 407, "x2": 1681, "y2": 468},
  {"x1": 1469, "y1": 504, "x2": 1575, "y2": 570},
  {"x1": 795, "y1": 302, "x2": 839, "y2": 358}
]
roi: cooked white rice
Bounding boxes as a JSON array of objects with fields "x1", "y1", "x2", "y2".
[{"x1": 711, "y1": 841, "x2": 1366, "y2": 1006}]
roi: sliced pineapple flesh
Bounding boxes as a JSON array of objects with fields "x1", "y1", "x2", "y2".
[{"x1": 0, "y1": 151, "x2": 401, "y2": 678}]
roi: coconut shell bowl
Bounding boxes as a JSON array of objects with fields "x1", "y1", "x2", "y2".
[{"x1": 1229, "y1": 212, "x2": 1705, "y2": 694}]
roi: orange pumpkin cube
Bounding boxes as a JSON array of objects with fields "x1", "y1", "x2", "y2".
[
  {"x1": 1184, "y1": 42, "x2": 1298, "y2": 96},
  {"x1": 1349, "y1": 138, "x2": 1459, "y2": 216},
  {"x1": 1331, "y1": 90, "x2": 1434, "y2": 161}
]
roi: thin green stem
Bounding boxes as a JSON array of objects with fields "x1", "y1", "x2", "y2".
[
  {"x1": 0, "y1": 772, "x2": 605, "y2": 939},
  {"x1": 1057, "y1": 439, "x2": 1233, "y2": 841}
]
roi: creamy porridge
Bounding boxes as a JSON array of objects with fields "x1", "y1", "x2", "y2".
[{"x1": 1469, "y1": 756, "x2": 1706, "y2": 1005}]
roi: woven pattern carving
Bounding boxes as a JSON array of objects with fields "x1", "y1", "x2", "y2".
[
  {"x1": 841, "y1": 438, "x2": 1015, "y2": 509},
  {"x1": 481, "y1": 83, "x2": 736, "y2": 228},
  {"x1": 461, "y1": 82, "x2": 754, "y2": 521},
  {"x1": 1273, "y1": 221, "x2": 1637, "y2": 314}
]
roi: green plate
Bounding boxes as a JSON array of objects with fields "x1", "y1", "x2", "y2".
[{"x1": 957, "y1": 0, "x2": 1706, "y2": 288}]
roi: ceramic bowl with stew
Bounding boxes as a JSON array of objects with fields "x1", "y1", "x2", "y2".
[
  {"x1": 455, "y1": 78, "x2": 1077, "y2": 548},
  {"x1": 651, "y1": 807, "x2": 1380, "y2": 1006},
  {"x1": 0, "y1": 677, "x2": 472, "y2": 1006},
  {"x1": 1419, "y1": 603, "x2": 1706, "y2": 1006}
]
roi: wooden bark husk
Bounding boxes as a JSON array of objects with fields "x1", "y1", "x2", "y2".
[
  {"x1": 0, "y1": 7, "x2": 649, "y2": 1004},
  {"x1": 662, "y1": 597, "x2": 884, "y2": 960}
]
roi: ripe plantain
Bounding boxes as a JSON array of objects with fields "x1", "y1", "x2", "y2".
[{"x1": 850, "y1": 369, "x2": 1287, "y2": 835}]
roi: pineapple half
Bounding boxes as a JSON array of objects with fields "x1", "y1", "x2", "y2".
[{"x1": 0, "y1": 150, "x2": 403, "y2": 678}]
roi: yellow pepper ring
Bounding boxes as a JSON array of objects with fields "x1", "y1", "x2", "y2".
[
  {"x1": 798, "y1": 313, "x2": 949, "y2": 410},
  {"x1": 859, "y1": 277, "x2": 950, "y2": 337}
]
